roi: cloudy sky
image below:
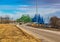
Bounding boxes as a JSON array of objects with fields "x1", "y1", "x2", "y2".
[{"x1": 0, "y1": 0, "x2": 60, "y2": 22}]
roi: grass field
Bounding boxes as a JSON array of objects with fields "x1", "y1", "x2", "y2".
[{"x1": 0, "y1": 24, "x2": 41, "y2": 42}]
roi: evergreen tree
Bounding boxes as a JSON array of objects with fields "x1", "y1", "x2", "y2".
[
  {"x1": 40, "y1": 17, "x2": 44, "y2": 24},
  {"x1": 32, "y1": 14, "x2": 37, "y2": 22},
  {"x1": 32, "y1": 14, "x2": 44, "y2": 24}
]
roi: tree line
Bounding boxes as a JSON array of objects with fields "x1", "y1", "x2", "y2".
[
  {"x1": 16, "y1": 14, "x2": 60, "y2": 28},
  {"x1": 16, "y1": 14, "x2": 44, "y2": 24},
  {"x1": 0, "y1": 16, "x2": 13, "y2": 24}
]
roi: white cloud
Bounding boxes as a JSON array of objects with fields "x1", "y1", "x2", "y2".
[
  {"x1": 38, "y1": 8, "x2": 60, "y2": 15},
  {"x1": 0, "y1": 5, "x2": 60, "y2": 20},
  {"x1": 52, "y1": 3, "x2": 60, "y2": 6}
]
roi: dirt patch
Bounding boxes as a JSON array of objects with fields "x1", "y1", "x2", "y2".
[{"x1": 0, "y1": 24, "x2": 41, "y2": 42}]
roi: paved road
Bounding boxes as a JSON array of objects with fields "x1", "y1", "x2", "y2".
[{"x1": 17, "y1": 25, "x2": 60, "y2": 42}]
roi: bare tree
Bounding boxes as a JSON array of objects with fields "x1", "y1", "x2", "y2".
[{"x1": 50, "y1": 16, "x2": 60, "y2": 28}]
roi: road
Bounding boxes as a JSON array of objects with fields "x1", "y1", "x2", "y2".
[{"x1": 17, "y1": 25, "x2": 60, "y2": 42}]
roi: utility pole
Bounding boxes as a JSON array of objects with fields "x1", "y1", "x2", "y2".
[
  {"x1": 36, "y1": 0, "x2": 38, "y2": 14},
  {"x1": 36, "y1": 0, "x2": 39, "y2": 27}
]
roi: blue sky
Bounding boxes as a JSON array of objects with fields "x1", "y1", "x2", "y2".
[{"x1": 0, "y1": 0, "x2": 60, "y2": 22}]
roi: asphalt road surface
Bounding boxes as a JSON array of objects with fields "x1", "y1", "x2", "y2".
[{"x1": 17, "y1": 25, "x2": 60, "y2": 42}]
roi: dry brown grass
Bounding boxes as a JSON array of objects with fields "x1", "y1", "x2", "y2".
[{"x1": 0, "y1": 24, "x2": 41, "y2": 42}]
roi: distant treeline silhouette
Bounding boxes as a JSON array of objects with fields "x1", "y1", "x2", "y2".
[{"x1": 0, "y1": 16, "x2": 13, "y2": 24}]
